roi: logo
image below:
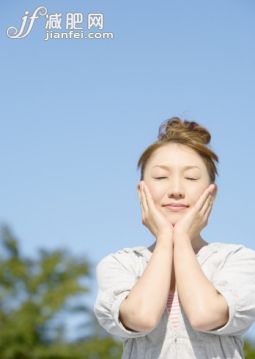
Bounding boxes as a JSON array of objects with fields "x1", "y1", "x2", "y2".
[
  {"x1": 7, "y1": 6, "x2": 114, "y2": 41},
  {"x1": 7, "y1": 6, "x2": 47, "y2": 39}
]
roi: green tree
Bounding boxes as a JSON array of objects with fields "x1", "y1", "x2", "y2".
[
  {"x1": 244, "y1": 339, "x2": 255, "y2": 358},
  {"x1": 0, "y1": 224, "x2": 121, "y2": 359}
]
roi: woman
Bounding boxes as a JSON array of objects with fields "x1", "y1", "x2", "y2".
[{"x1": 94, "y1": 117, "x2": 255, "y2": 358}]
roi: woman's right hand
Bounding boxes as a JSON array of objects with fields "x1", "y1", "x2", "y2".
[{"x1": 137, "y1": 181, "x2": 174, "y2": 241}]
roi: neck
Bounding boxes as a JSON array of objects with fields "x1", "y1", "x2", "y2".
[{"x1": 192, "y1": 234, "x2": 208, "y2": 254}]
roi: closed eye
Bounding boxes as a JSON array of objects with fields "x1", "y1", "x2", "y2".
[{"x1": 154, "y1": 177, "x2": 198, "y2": 181}]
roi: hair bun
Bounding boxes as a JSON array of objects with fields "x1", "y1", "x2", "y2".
[{"x1": 158, "y1": 117, "x2": 211, "y2": 145}]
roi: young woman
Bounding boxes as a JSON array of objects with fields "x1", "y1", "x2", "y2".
[{"x1": 94, "y1": 117, "x2": 255, "y2": 358}]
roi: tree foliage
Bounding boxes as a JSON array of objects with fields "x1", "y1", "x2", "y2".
[
  {"x1": 244, "y1": 339, "x2": 255, "y2": 358},
  {"x1": 0, "y1": 224, "x2": 121, "y2": 358}
]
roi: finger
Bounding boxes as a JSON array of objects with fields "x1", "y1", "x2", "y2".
[
  {"x1": 195, "y1": 185, "x2": 215, "y2": 213},
  {"x1": 142, "y1": 182, "x2": 156, "y2": 211},
  {"x1": 137, "y1": 183, "x2": 146, "y2": 213},
  {"x1": 139, "y1": 182, "x2": 148, "y2": 212},
  {"x1": 204, "y1": 196, "x2": 214, "y2": 219},
  {"x1": 201, "y1": 184, "x2": 217, "y2": 215},
  {"x1": 201, "y1": 193, "x2": 213, "y2": 217},
  {"x1": 143, "y1": 181, "x2": 155, "y2": 211}
]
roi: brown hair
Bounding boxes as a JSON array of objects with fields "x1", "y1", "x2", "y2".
[{"x1": 137, "y1": 117, "x2": 219, "y2": 183}]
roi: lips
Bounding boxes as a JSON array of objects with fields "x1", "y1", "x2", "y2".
[
  {"x1": 162, "y1": 203, "x2": 189, "y2": 207},
  {"x1": 162, "y1": 204, "x2": 189, "y2": 212}
]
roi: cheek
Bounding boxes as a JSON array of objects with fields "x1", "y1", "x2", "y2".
[
  {"x1": 146, "y1": 183, "x2": 162, "y2": 202},
  {"x1": 191, "y1": 185, "x2": 209, "y2": 203}
]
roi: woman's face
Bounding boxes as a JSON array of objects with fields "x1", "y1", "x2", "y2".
[{"x1": 142, "y1": 143, "x2": 212, "y2": 225}]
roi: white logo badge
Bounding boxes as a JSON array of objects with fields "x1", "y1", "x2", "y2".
[{"x1": 7, "y1": 6, "x2": 48, "y2": 39}]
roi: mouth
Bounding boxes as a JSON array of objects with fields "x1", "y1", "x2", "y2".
[{"x1": 162, "y1": 204, "x2": 189, "y2": 212}]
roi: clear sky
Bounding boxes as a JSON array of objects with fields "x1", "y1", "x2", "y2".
[{"x1": 1, "y1": 0, "x2": 255, "y2": 341}]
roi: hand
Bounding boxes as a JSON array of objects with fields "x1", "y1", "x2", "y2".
[
  {"x1": 173, "y1": 184, "x2": 217, "y2": 241},
  {"x1": 137, "y1": 181, "x2": 174, "y2": 240}
]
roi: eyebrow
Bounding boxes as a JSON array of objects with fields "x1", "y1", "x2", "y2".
[{"x1": 152, "y1": 165, "x2": 201, "y2": 170}]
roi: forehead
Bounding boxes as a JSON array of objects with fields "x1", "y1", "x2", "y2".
[{"x1": 146, "y1": 143, "x2": 206, "y2": 169}]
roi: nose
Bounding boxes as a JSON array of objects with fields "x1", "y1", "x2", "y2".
[
  {"x1": 167, "y1": 180, "x2": 185, "y2": 199},
  {"x1": 168, "y1": 191, "x2": 184, "y2": 199}
]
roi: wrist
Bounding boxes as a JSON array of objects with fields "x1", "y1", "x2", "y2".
[
  {"x1": 156, "y1": 234, "x2": 173, "y2": 248},
  {"x1": 173, "y1": 232, "x2": 190, "y2": 243}
]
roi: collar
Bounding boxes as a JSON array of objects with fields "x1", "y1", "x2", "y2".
[{"x1": 133, "y1": 242, "x2": 219, "y2": 266}]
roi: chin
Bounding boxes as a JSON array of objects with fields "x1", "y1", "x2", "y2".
[
  {"x1": 165, "y1": 215, "x2": 178, "y2": 225},
  {"x1": 166, "y1": 213, "x2": 182, "y2": 226}
]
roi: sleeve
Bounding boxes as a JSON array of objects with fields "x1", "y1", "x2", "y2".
[
  {"x1": 198, "y1": 245, "x2": 255, "y2": 336},
  {"x1": 93, "y1": 251, "x2": 153, "y2": 339}
]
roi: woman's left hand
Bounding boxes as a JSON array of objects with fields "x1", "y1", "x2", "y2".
[{"x1": 173, "y1": 184, "x2": 217, "y2": 241}]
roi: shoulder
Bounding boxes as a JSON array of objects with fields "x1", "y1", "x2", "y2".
[
  {"x1": 96, "y1": 245, "x2": 150, "y2": 275},
  {"x1": 206, "y1": 242, "x2": 255, "y2": 273},
  {"x1": 210, "y1": 241, "x2": 255, "y2": 258}
]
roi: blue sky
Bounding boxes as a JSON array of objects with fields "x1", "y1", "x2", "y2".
[{"x1": 1, "y1": 0, "x2": 255, "y2": 341}]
